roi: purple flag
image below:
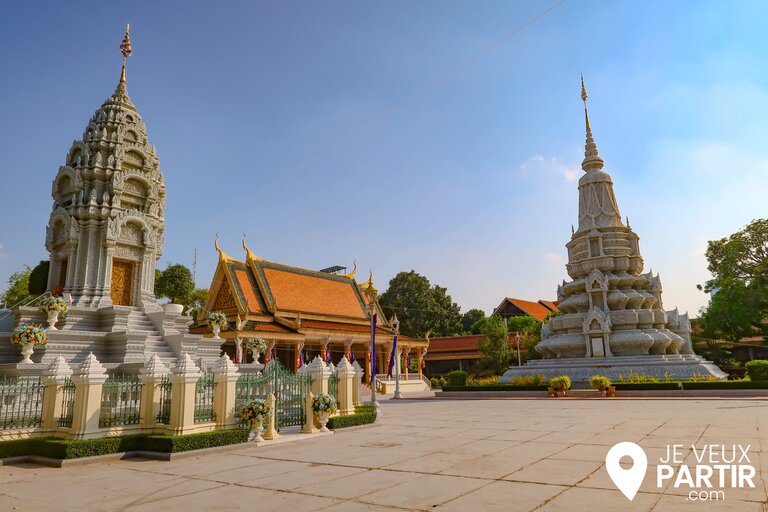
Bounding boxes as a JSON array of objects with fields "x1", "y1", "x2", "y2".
[
  {"x1": 325, "y1": 348, "x2": 331, "y2": 362},
  {"x1": 370, "y1": 313, "x2": 377, "y2": 384},
  {"x1": 387, "y1": 334, "x2": 398, "y2": 378},
  {"x1": 350, "y1": 350, "x2": 355, "y2": 363}
]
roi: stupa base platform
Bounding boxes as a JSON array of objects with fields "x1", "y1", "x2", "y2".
[{"x1": 499, "y1": 354, "x2": 728, "y2": 383}]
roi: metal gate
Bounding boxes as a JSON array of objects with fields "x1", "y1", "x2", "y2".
[{"x1": 235, "y1": 361, "x2": 311, "y2": 428}]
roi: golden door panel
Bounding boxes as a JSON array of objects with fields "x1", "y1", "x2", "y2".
[{"x1": 111, "y1": 259, "x2": 135, "y2": 306}]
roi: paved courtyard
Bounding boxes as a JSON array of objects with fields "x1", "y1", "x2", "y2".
[{"x1": 2, "y1": 398, "x2": 768, "y2": 511}]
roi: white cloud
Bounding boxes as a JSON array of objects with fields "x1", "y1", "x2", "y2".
[
  {"x1": 544, "y1": 252, "x2": 565, "y2": 264},
  {"x1": 520, "y1": 155, "x2": 578, "y2": 182}
]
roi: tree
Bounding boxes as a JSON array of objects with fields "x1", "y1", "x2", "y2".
[
  {"x1": 28, "y1": 260, "x2": 50, "y2": 296},
  {"x1": 378, "y1": 270, "x2": 462, "y2": 338},
  {"x1": 155, "y1": 264, "x2": 195, "y2": 304},
  {"x1": 1, "y1": 265, "x2": 34, "y2": 308},
  {"x1": 698, "y1": 219, "x2": 768, "y2": 343},
  {"x1": 505, "y1": 315, "x2": 542, "y2": 335},
  {"x1": 185, "y1": 287, "x2": 209, "y2": 318},
  {"x1": 476, "y1": 316, "x2": 513, "y2": 374},
  {"x1": 470, "y1": 316, "x2": 498, "y2": 335},
  {"x1": 461, "y1": 308, "x2": 485, "y2": 334}
]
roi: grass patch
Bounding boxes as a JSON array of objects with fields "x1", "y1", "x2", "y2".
[
  {"x1": 612, "y1": 382, "x2": 682, "y2": 391},
  {"x1": 681, "y1": 380, "x2": 768, "y2": 390},
  {"x1": 0, "y1": 429, "x2": 249, "y2": 460},
  {"x1": 327, "y1": 404, "x2": 377, "y2": 429},
  {"x1": 441, "y1": 384, "x2": 549, "y2": 392}
]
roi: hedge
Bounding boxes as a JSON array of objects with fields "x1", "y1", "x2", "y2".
[
  {"x1": 612, "y1": 382, "x2": 682, "y2": 390},
  {"x1": 445, "y1": 370, "x2": 469, "y2": 386},
  {"x1": 745, "y1": 360, "x2": 768, "y2": 381},
  {"x1": 441, "y1": 384, "x2": 549, "y2": 392},
  {"x1": 0, "y1": 429, "x2": 248, "y2": 460},
  {"x1": 327, "y1": 404, "x2": 377, "y2": 429},
  {"x1": 681, "y1": 380, "x2": 768, "y2": 390}
]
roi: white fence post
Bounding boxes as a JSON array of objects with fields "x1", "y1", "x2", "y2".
[
  {"x1": 41, "y1": 356, "x2": 72, "y2": 432},
  {"x1": 70, "y1": 353, "x2": 108, "y2": 439},
  {"x1": 139, "y1": 354, "x2": 170, "y2": 431},
  {"x1": 212, "y1": 354, "x2": 239, "y2": 429},
  {"x1": 169, "y1": 352, "x2": 202, "y2": 435}
]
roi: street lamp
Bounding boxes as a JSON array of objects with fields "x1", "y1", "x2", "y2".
[
  {"x1": 515, "y1": 332, "x2": 522, "y2": 367},
  {"x1": 365, "y1": 275, "x2": 380, "y2": 412},
  {"x1": 392, "y1": 315, "x2": 402, "y2": 399}
]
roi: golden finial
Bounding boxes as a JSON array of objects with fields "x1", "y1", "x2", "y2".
[
  {"x1": 242, "y1": 233, "x2": 262, "y2": 262},
  {"x1": 214, "y1": 233, "x2": 232, "y2": 262},
  {"x1": 364, "y1": 269, "x2": 378, "y2": 296},
  {"x1": 344, "y1": 259, "x2": 357, "y2": 280},
  {"x1": 580, "y1": 74, "x2": 604, "y2": 172},
  {"x1": 119, "y1": 24, "x2": 132, "y2": 84}
]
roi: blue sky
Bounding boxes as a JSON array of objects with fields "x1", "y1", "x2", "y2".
[{"x1": 1, "y1": 0, "x2": 767, "y2": 316}]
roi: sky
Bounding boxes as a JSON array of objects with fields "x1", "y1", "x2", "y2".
[{"x1": 1, "y1": 0, "x2": 767, "y2": 317}]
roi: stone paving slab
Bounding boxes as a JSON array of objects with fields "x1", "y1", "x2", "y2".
[{"x1": 3, "y1": 399, "x2": 768, "y2": 511}]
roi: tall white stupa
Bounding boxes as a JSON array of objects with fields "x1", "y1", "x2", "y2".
[{"x1": 500, "y1": 79, "x2": 726, "y2": 382}]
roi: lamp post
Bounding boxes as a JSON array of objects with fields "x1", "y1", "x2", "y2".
[
  {"x1": 515, "y1": 332, "x2": 522, "y2": 367},
  {"x1": 365, "y1": 276, "x2": 380, "y2": 412},
  {"x1": 392, "y1": 315, "x2": 402, "y2": 399}
]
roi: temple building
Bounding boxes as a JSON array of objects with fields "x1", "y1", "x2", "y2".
[
  {"x1": 192, "y1": 236, "x2": 430, "y2": 383},
  {"x1": 0, "y1": 27, "x2": 220, "y2": 369},
  {"x1": 492, "y1": 297, "x2": 559, "y2": 324},
  {"x1": 500, "y1": 79, "x2": 726, "y2": 382}
]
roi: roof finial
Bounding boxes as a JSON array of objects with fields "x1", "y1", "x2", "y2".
[
  {"x1": 214, "y1": 233, "x2": 232, "y2": 262},
  {"x1": 580, "y1": 75, "x2": 604, "y2": 172},
  {"x1": 344, "y1": 259, "x2": 357, "y2": 280},
  {"x1": 119, "y1": 24, "x2": 132, "y2": 84},
  {"x1": 626, "y1": 216, "x2": 630, "y2": 228},
  {"x1": 242, "y1": 233, "x2": 262, "y2": 262}
]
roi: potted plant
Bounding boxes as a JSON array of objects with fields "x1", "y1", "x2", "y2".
[
  {"x1": 207, "y1": 312, "x2": 228, "y2": 339},
  {"x1": 589, "y1": 375, "x2": 611, "y2": 397},
  {"x1": 38, "y1": 296, "x2": 69, "y2": 330},
  {"x1": 241, "y1": 399, "x2": 272, "y2": 442},
  {"x1": 155, "y1": 264, "x2": 194, "y2": 314},
  {"x1": 312, "y1": 393, "x2": 337, "y2": 431},
  {"x1": 10, "y1": 324, "x2": 47, "y2": 363},
  {"x1": 549, "y1": 375, "x2": 571, "y2": 397}
]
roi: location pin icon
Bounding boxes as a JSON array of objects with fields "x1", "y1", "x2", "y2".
[{"x1": 605, "y1": 442, "x2": 647, "y2": 501}]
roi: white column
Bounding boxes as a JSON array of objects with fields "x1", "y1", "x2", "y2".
[
  {"x1": 41, "y1": 356, "x2": 73, "y2": 431},
  {"x1": 139, "y1": 354, "x2": 170, "y2": 430},
  {"x1": 212, "y1": 354, "x2": 240, "y2": 428},
  {"x1": 70, "y1": 353, "x2": 109, "y2": 439},
  {"x1": 169, "y1": 352, "x2": 202, "y2": 435}
]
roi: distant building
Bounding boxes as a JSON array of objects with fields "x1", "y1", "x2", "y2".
[
  {"x1": 492, "y1": 297, "x2": 559, "y2": 324},
  {"x1": 423, "y1": 332, "x2": 525, "y2": 375}
]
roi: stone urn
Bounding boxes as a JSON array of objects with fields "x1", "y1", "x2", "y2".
[
  {"x1": 46, "y1": 311, "x2": 59, "y2": 330},
  {"x1": 163, "y1": 303, "x2": 184, "y2": 315},
  {"x1": 212, "y1": 325, "x2": 222, "y2": 339},
  {"x1": 250, "y1": 418, "x2": 264, "y2": 442},
  {"x1": 317, "y1": 411, "x2": 330, "y2": 432},
  {"x1": 19, "y1": 342, "x2": 34, "y2": 364}
]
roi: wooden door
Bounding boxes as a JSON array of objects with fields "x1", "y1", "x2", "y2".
[{"x1": 110, "y1": 259, "x2": 135, "y2": 306}]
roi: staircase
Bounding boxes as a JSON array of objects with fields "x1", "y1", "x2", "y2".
[{"x1": 126, "y1": 308, "x2": 177, "y2": 365}]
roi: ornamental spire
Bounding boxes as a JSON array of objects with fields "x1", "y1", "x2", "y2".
[
  {"x1": 119, "y1": 24, "x2": 132, "y2": 84},
  {"x1": 580, "y1": 75, "x2": 604, "y2": 172}
]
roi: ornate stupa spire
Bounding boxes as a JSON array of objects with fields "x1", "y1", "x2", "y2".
[
  {"x1": 119, "y1": 24, "x2": 132, "y2": 84},
  {"x1": 580, "y1": 75, "x2": 604, "y2": 172}
]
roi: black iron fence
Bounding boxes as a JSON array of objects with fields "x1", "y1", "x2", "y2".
[
  {"x1": 0, "y1": 376, "x2": 45, "y2": 430},
  {"x1": 58, "y1": 378, "x2": 76, "y2": 428},
  {"x1": 99, "y1": 375, "x2": 142, "y2": 428},
  {"x1": 194, "y1": 373, "x2": 215, "y2": 423},
  {"x1": 156, "y1": 374, "x2": 172, "y2": 424}
]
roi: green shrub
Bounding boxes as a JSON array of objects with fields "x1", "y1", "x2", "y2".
[
  {"x1": 445, "y1": 370, "x2": 469, "y2": 386},
  {"x1": 441, "y1": 384, "x2": 549, "y2": 392},
  {"x1": 430, "y1": 377, "x2": 441, "y2": 389},
  {"x1": 327, "y1": 404, "x2": 377, "y2": 429},
  {"x1": 549, "y1": 375, "x2": 572, "y2": 391},
  {"x1": 466, "y1": 375, "x2": 501, "y2": 386},
  {"x1": 438, "y1": 377, "x2": 447, "y2": 388},
  {"x1": 682, "y1": 380, "x2": 768, "y2": 390},
  {"x1": 0, "y1": 429, "x2": 248, "y2": 460},
  {"x1": 612, "y1": 382, "x2": 682, "y2": 390},
  {"x1": 509, "y1": 374, "x2": 546, "y2": 386},
  {"x1": 588, "y1": 375, "x2": 611, "y2": 390},
  {"x1": 745, "y1": 360, "x2": 768, "y2": 381}
]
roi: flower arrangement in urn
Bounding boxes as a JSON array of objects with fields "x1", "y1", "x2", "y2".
[
  {"x1": 312, "y1": 393, "x2": 337, "y2": 432},
  {"x1": 588, "y1": 375, "x2": 611, "y2": 397},
  {"x1": 10, "y1": 324, "x2": 47, "y2": 363},
  {"x1": 241, "y1": 399, "x2": 272, "y2": 442},
  {"x1": 207, "y1": 312, "x2": 228, "y2": 339},
  {"x1": 548, "y1": 375, "x2": 572, "y2": 397},
  {"x1": 38, "y1": 296, "x2": 69, "y2": 330},
  {"x1": 244, "y1": 337, "x2": 267, "y2": 363}
]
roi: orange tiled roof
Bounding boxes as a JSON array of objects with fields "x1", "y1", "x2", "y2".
[
  {"x1": 260, "y1": 265, "x2": 368, "y2": 319},
  {"x1": 538, "y1": 300, "x2": 559, "y2": 313},
  {"x1": 426, "y1": 333, "x2": 526, "y2": 355},
  {"x1": 506, "y1": 298, "x2": 557, "y2": 321},
  {"x1": 233, "y1": 268, "x2": 262, "y2": 313}
]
